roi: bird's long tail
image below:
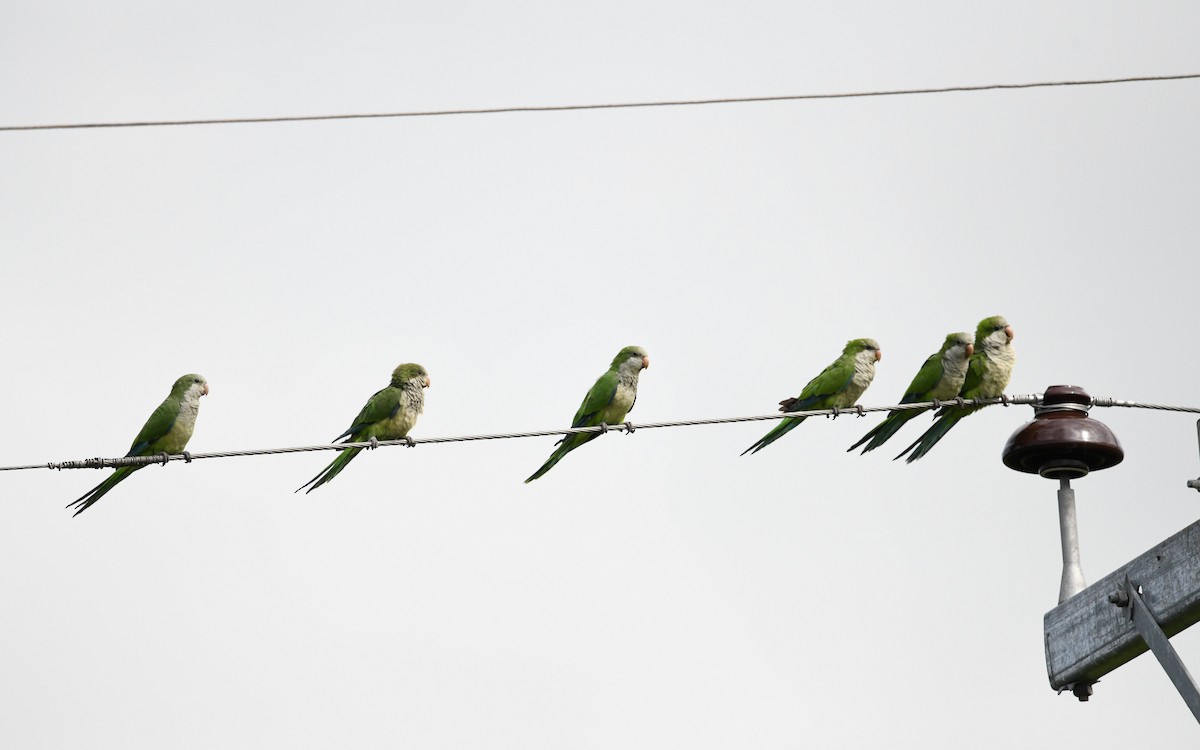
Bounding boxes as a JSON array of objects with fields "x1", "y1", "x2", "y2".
[
  {"x1": 68, "y1": 466, "x2": 140, "y2": 517},
  {"x1": 525, "y1": 433, "x2": 595, "y2": 483},
  {"x1": 895, "y1": 410, "x2": 966, "y2": 463},
  {"x1": 297, "y1": 447, "x2": 363, "y2": 493},
  {"x1": 848, "y1": 410, "x2": 919, "y2": 454},
  {"x1": 741, "y1": 416, "x2": 807, "y2": 456}
]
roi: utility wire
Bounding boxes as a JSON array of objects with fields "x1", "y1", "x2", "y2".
[
  {"x1": 2, "y1": 73, "x2": 1198, "y2": 133},
  {"x1": 2, "y1": 393, "x2": 1197, "y2": 473}
]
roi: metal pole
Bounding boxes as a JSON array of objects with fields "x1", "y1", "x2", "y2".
[
  {"x1": 1124, "y1": 580, "x2": 1200, "y2": 723},
  {"x1": 1057, "y1": 478, "x2": 1087, "y2": 604}
]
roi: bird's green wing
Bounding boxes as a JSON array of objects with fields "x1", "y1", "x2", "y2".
[
  {"x1": 127, "y1": 398, "x2": 182, "y2": 456},
  {"x1": 899, "y1": 352, "x2": 944, "y2": 403},
  {"x1": 570, "y1": 370, "x2": 619, "y2": 427},
  {"x1": 959, "y1": 352, "x2": 987, "y2": 398},
  {"x1": 336, "y1": 386, "x2": 402, "y2": 439},
  {"x1": 793, "y1": 354, "x2": 855, "y2": 408}
]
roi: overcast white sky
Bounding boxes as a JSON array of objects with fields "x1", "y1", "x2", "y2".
[{"x1": 3, "y1": 2, "x2": 1200, "y2": 747}]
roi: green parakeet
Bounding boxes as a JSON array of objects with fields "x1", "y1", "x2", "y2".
[
  {"x1": 848, "y1": 332, "x2": 974, "y2": 454},
  {"x1": 895, "y1": 316, "x2": 1016, "y2": 463},
  {"x1": 525, "y1": 346, "x2": 650, "y2": 483},
  {"x1": 743, "y1": 338, "x2": 881, "y2": 455},
  {"x1": 68, "y1": 373, "x2": 209, "y2": 516},
  {"x1": 298, "y1": 363, "x2": 430, "y2": 493}
]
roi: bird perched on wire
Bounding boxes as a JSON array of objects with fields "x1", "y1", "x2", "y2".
[
  {"x1": 848, "y1": 332, "x2": 974, "y2": 454},
  {"x1": 895, "y1": 315, "x2": 1015, "y2": 463},
  {"x1": 526, "y1": 346, "x2": 650, "y2": 483},
  {"x1": 743, "y1": 338, "x2": 881, "y2": 455},
  {"x1": 297, "y1": 363, "x2": 430, "y2": 493},
  {"x1": 68, "y1": 373, "x2": 209, "y2": 516}
]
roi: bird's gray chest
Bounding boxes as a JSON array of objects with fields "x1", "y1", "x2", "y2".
[
  {"x1": 842, "y1": 361, "x2": 875, "y2": 404},
  {"x1": 609, "y1": 373, "x2": 639, "y2": 417},
  {"x1": 382, "y1": 387, "x2": 423, "y2": 438},
  {"x1": 162, "y1": 400, "x2": 200, "y2": 453}
]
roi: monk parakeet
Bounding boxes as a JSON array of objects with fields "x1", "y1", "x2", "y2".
[
  {"x1": 297, "y1": 363, "x2": 430, "y2": 493},
  {"x1": 743, "y1": 338, "x2": 881, "y2": 455},
  {"x1": 525, "y1": 345, "x2": 650, "y2": 483},
  {"x1": 848, "y1": 332, "x2": 974, "y2": 454},
  {"x1": 895, "y1": 316, "x2": 1016, "y2": 463},
  {"x1": 68, "y1": 373, "x2": 209, "y2": 516}
]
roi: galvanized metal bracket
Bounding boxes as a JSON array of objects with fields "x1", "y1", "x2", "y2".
[{"x1": 1112, "y1": 576, "x2": 1200, "y2": 723}]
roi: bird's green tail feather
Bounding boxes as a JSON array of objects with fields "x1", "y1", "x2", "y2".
[
  {"x1": 68, "y1": 466, "x2": 140, "y2": 517},
  {"x1": 848, "y1": 409, "x2": 919, "y2": 454},
  {"x1": 297, "y1": 447, "x2": 363, "y2": 493},
  {"x1": 525, "y1": 433, "x2": 595, "y2": 483},
  {"x1": 742, "y1": 416, "x2": 807, "y2": 456},
  {"x1": 896, "y1": 411, "x2": 964, "y2": 463}
]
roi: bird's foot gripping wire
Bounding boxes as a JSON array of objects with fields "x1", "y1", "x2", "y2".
[
  {"x1": 624, "y1": 421, "x2": 636, "y2": 434},
  {"x1": 182, "y1": 451, "x2": 193, "y2": 463},
  {"x1": 367, "y1": 437, "x2": 379, "y2": 450},
  {"x1": 403, "y1": 436, "x2": 415, "y2": 448},
  {"x1": 827, "y1": 406, "x2": 841, "y2": 420},
  {"x1": 157, "y1": 452, "x2": 171, "y2": 467}
]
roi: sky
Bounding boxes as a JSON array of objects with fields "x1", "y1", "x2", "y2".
[{"x1": 3, "y1": 2, "x2": 1200, "y2": 747}]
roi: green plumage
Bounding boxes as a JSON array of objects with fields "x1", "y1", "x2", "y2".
[
  {"x1": 896, "y1": 316, "x2": 1015, "y2": 463},
  {"x1": 297, "y1": 363, "x2": 429, "y2": 493},
  {"x1": 525, "y1": 346, "x2": 649, "y2": 483},
  {"x1": 68, "y1": 373, "x2": 208, "y2": 516},
  {"x1": 848, "y1": 332, "x2": 972, "y2": 454},
  {"x1": 743, "y1": 339, "x2": 881, "y2": 455}
]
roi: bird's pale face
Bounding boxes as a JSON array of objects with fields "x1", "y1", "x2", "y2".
[
  {"x1": 184, "y1": 376, "x2": 209, "y2": 401},
  {"x1": 850, "y1": 340, "x2": 881, "y2": 366},
  {"x1": 983, "y1": 324, "x2": 1013, "y2": 351},
  {"x1": 949, "y1": 335, "x2": 974, "y2": 363},
  {"x1": 393, "y1": 363, "x2": 430, "y2": 388},
  {"x1": 407, "y1": 367, "x2": 430, "y2": 388},
  {"x1": 855, "y1": 339, "x2": 882, "y2": 363},
  {"x1": 622, "y1": 348, "x2": 650, "y2": 372}
]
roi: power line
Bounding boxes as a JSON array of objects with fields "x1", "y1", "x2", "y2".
[
  {"x1": 2, "y1": 393, "x2": 1196, "y2": 473},
  {"x1": 3, "y1": 73, "x2": 1198, "y2": 133}
]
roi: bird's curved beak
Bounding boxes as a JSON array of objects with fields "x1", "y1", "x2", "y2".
[
  {"x1": 965, "y1": 343, "x2": 975, "y2": 357},
  {"x1": 642, "y1": 355, "x2": 650, "y2": 370},
  {"x1": 1004, "y1": 326, "x2": 1014, "y2": 342},
  {"x1": 874, "y1": 349, "x2": 882, "y2": 362},
  {"x1": 423, "y1": 376, "x2": 431, "y2": 388},
  {"x1": 202, "y1": 383, "x2": 210, "y2": 396}
]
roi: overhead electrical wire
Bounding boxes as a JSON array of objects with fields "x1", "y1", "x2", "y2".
[
  {"x1": 1, "y1": 393, "x2": 1197, "y2": 473},
  {"x1": 1, "y1": 73, "x2": 1198, "y2": 133}
]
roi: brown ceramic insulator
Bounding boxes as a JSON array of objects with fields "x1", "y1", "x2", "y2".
[{"x1": 1002, "y1": 385, "x2": 1124, "y2": 479}]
